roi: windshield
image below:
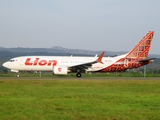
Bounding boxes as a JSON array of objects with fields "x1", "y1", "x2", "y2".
[{"x1": 10, "y1": 60, "x2": 15, "y2": 62}]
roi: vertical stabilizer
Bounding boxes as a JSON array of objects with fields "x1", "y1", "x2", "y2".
[
  {"x1": 125, "y1": 31, "x2": 154, "y2": 60},
  {"x1": 100, "y1": 31, "x2": 154, "y2": 72}
]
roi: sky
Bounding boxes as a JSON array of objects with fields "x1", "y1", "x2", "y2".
[{"x1": 0, "y1": 0, "x2": 160, "y2": 54}]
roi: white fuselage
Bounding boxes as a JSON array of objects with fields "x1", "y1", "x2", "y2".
[{"x1": 2, "y1": 54, "x2": 127, "y2": 72}]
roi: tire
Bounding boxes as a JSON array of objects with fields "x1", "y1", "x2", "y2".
[{"x1": 76, "y1": 73, "x2": 81, "y2": 78}]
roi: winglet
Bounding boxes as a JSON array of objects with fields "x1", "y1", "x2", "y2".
[{"x1": 96, "y1": 51, "x2": 105, "y2": 64}]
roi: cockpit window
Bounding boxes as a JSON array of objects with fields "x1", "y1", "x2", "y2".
[{"x1": 10, "y1": 60, "x2": 15, "y2": 62}]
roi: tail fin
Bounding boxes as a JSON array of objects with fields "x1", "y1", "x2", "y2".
[
  {"x1": 125, "y1": 31, "x2": 154, "y2": 60},
  {"x1": 99, "y1": 31, "x2": 154, "y2": 72}
]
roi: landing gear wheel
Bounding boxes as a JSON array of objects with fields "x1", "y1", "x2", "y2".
[
  {"x1": 17, "y1": 74, "x2": 20, "y2": 78},
  {"x1": 76, "y1": 73, "x2": 81, "y2": 78}
]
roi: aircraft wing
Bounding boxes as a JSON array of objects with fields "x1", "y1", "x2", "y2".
[
  {"x1": 69, "y1": 51, "x2": 104, "y2": 72},
  {"x1": 136, "y1": 58, "x2": 156, "y2": 62}
]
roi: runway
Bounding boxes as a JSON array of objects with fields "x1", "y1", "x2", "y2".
[{"x1": 0, "y1": 77, "x2": 160, "y2": 81}]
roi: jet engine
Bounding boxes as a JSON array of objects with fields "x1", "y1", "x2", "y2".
[{"x1": 52, "y1": 66, "x2": 68, "y2": 75}]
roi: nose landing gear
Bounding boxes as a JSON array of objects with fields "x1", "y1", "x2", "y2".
[{"x1": 17, "y1": 74, "x2": 20, "y2": 78}]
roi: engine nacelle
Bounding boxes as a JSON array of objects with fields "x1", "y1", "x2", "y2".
[{"x1": 52, "y1": 66, "x2": 68, "y2": 75}]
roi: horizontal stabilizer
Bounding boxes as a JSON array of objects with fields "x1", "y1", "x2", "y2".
[{"x1": 136, "y1": 58, "x2": 156, "y2": 62}]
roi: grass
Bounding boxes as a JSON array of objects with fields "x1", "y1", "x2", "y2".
[
  {"x1": 1, "y1": 72, "x2": 160, "y2": 78},
  {"x1": 0, "y1": 78, "x2": 160, "y2": 120}
]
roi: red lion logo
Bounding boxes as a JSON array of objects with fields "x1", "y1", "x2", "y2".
[{"x1": 58, "y1": 68, "x2": 62, "y2": 72}]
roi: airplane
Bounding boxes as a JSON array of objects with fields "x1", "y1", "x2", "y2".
[{"x1": 2, "y1": 31, "x2": 155, "y2": 78}]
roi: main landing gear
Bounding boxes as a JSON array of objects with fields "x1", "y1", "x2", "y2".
[{"x1": 76, "y1": 72, "x2": 81, "y2": 78}]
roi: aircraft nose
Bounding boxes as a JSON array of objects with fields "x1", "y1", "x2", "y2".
[{"x1": 2, "y1": 62, "x2": 9, "y2": 68}]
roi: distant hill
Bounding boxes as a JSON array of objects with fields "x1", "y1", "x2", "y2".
[{"x1": 0, "y1": 46, "x2": 125, "y2": 56}]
